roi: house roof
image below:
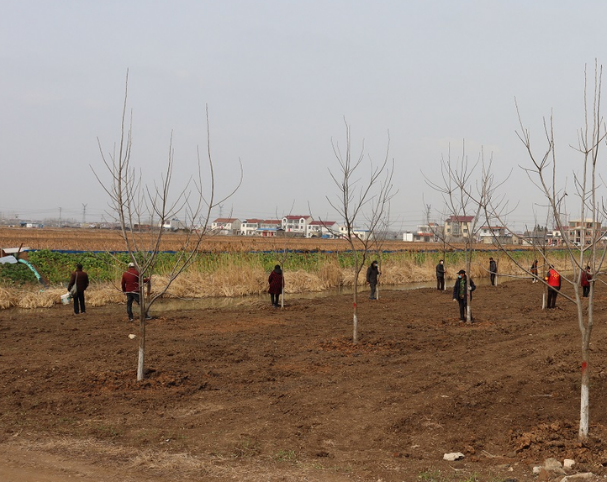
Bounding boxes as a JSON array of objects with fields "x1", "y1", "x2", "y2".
[
  {"x1": 446, "y1": 215, "x2": 474, "y2": 222},
  {"x1": 284, "y1": 215, "x2": 311, "y2": 220},
  {"x1": 242, "y1": 219, "x2": 262, "y2": 224},
  {"x1": 261, "y1": 219, "x2": 281, "y2": 224},
  {"x1": 309, "y1": 220, "x2": 336, "y2": 226},
  {"x1": 213, "y1": 218, "x2": 239, "y2": 223}
]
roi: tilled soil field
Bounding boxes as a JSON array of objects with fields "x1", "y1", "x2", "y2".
[{"x1": 1, "y1": 279, "x2": 607, "y2": 481}]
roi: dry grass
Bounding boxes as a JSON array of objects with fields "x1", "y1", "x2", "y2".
[{"x1": 0, "y1": 241, "x2": 572, "y2": 310}]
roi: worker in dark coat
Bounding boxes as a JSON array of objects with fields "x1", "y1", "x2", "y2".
[
  {"x1": 67, "y1": 263, "x2": 89, "y2": 315},
  {"x1": 366, "y1": 260, "x2": 380, "y2": 300},
  {"x1": 530, "y1": 260, "x2": 539, "y2": 283},
  {"x1": 489, "y1": 257, "x2": 497, "y2": 286},
  {"x1": 452, "y1": 269, "x2": 476, "y2": 322},
  {"x1": 268, "y1": 264, "x2": 284, "y2": 308},
  {"x1": 436, "y1": 259, "x2": 445, "y2": 290},
  {"x1": 121, "y1": 262, "x2": 150, "y2": 321}
]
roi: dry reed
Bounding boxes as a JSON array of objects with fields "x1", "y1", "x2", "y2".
[{"x1": 0, "y1": 249, "x2": 575, "y2": 309}]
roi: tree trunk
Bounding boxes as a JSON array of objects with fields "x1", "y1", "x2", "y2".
[
  {"x1": 579, "y1": 358, "x2": 589, "y2": 440},
  {"x1": 353, "y1": 277, "x2": 359, "y2": 345},
  {"x1": 136, "y1": 285, "x2": 146, "y2": 381}
]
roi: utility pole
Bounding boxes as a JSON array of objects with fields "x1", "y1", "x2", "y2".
[
  {"x1": 59, "y1": 207, "x2": 62, "y2": 227},
  {"x1": 82, "y1": 203, "x2": 87, "y2": 224}
]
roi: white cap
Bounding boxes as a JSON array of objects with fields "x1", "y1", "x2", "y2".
[{"x1": 128, "y1": 262, "x2": 135, "y2": 268}]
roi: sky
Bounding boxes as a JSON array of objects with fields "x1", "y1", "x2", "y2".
[{"x1": 1, "y1": 0, "x2": 606, "y2": 232}]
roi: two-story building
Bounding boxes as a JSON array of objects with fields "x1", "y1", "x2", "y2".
[
  {"x1": 339, "y1": 225, "x2": 373, "y2": 241},
  {"x1": 444, "y1": 215, "x2": 474, "y2": 240},
  {"x1": 568, "y1": 219, "x2": 602, "y2": 246},
  {"x1": 257, "y1": 219, "x2": 282, "y2": 237},
  {"x1": 478, "y1": 225, "x2": 511, "y2": 245},
  {"x1": 307, "y1": 220, "x2": 338, "y2": 238},
  {"x1": 413, "y1": 223, "x2": 441, "y2": 242},
  {"x1": 240, "y1": 219, "x2": 262, "y2": 236},
  {"x1": 211, "y1": 218, "x2": 242, "y2": 236},
  {"x1": 282, "y1": 215, "x2": 312, "y2": 236}
]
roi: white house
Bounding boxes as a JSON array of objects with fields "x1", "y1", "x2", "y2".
[
  {"x1": 211, "y1": 218, "x2": 242, "y2": 236},
  {"x1": 478, "y1": 226, "x2": 511, "y2": 245},
  {"x1": 413, "y1": 223, "x2": 440, "y2": 242},
  {"x1": 161, "y1": 218, "x2": 186, "y2": 231},
  {"x1": 240, "y1": 219, "x2": 262, "y2": 236},
  {"x1": 307, "y1": 220, "x2": 337, "y2": 238},
  {"x1": 282, "y1": 215, "x2": 312, "y2": 236},
  {"x1": 339, "y1": 225, "x2": 373, "y2": 241}
]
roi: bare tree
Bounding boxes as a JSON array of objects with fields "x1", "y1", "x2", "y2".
[
  {"x1": 326, "y1": 120, "x2": 395, "y2": 344},
  {"x1": 424, "y1": 143, "x2": 497, "y2": 322},
  {"x1": 483, "y1": 63, "x2": 607, "y2": 440},
  {"x1": 94, "y1": 74, "x2": 242, "y2": 381},
  {"x1": 369, "y1": 203, "x2": 392, "y2": 300}
]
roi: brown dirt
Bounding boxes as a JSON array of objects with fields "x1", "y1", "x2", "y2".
[{"x1": 1, "y1": 280, "x2": 607, "y2": 481}]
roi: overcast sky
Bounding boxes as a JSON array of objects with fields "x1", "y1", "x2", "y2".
[{"x1": 1, "y1": 1, "x2": 605, "y2": 231}]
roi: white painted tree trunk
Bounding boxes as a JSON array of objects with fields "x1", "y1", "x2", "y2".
[
  {"x1": 136, "y1": 285, "x2": 147, "y2": 382},
  {"x1": 137, "y1": 319, "x2": 146, "y2": 381},
  {"x1": 579, "y1": 361, "x2": 589, "y2": 440},
  {"x1": 353, "y1": 278, "x2": 359, "y2": 345}
]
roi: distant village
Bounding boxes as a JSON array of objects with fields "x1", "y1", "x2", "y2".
[{"x1": 0, "y1": 214, "x2": 600, "y2": 247}]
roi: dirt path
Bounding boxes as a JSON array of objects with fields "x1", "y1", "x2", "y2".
[{"x1": 1, "y1": 280, "x2": 607, "y2": 481}]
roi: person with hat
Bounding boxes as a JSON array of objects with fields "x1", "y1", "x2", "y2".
[
  {"x1": 121, "y1": 262, "x2": 150, "y2": 321},
  {"x1": 453, "y1": 269, "x2": 476, "y2": 321}
]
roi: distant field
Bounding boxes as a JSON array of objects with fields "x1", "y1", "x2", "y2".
[{"x1": 0, "y1": 227, "x2": 455, "y2": 252}]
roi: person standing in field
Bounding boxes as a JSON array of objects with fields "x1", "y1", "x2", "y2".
[
  {"x1": 581, "y1": 265, "x2": 592, "y2": 298},
  {"x1": 121, "y1": 262, "x2": 150, "y2": 321},
  {"x1": 452, "y1": 269, "x2": 476, "y2": 322},
  {"x1": 67, "y1": 263, "x2": 89, "y2": 315},
  {"x1": 489, "y1": 257, "x2": 497, "y2": 286},
  {"x1": 436, "y1": 259, "x2": 445, "y2": 291},
  {"x1": 545, "y1": 265, "x2": 561, "y2": 309},
  {"x1": 530, "y1": 259, "x2": 539, "y2": 283},
  {"x1": 268, "y1": 264, "x2": 284, "y2": 308},
  {"x1": 366, "y1": 260, "x2": 380, "y2": 300}
]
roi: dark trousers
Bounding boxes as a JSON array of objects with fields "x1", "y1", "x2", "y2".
[
  {"x1": 490, "y1": 274, "x2": 496, "y2": 286},
  {"x1": 457, "y1": 297, "x2": 467, "y2": 320},
  {"x1": 126, "y1": 292, "x2": 140, "y2": 319},
  {"x1": 583, "y1": 286, "x2": 590, "y2": 297},
  {"x1": 73, "y1": 292, "x2": 85, "y2": 314},
  {"x1": 547, "y1": 287, "x2": 559, "y2": 308},
  {"x1": 270, "y1": 293, "x2": 281, "y2": 306},
  {"x1": 437, "y1": 277, "x2": 445, "y2": 290},
  {"x1": 369, "y1": 282, "x2": 377, "y2": 299}
]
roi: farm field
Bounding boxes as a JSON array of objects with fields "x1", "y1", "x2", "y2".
[
  {"x1": 1, "y1": 279, "x2": 607, "y2": 481},
  {"x1": 0, "y1": 227, "x2": 492, "y2": 253}
]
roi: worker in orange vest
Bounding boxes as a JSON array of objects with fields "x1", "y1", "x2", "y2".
[{"x1": 545, "y1": 265, "x2": 561, "y2": 309}]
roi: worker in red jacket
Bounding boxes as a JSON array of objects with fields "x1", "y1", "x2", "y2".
[
  {"x1": 121, "y1": 262, "x2": 150, "y2": 321},
  {"x1": 545, "y1": 265, "x2": 561, "y2": 309}
]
